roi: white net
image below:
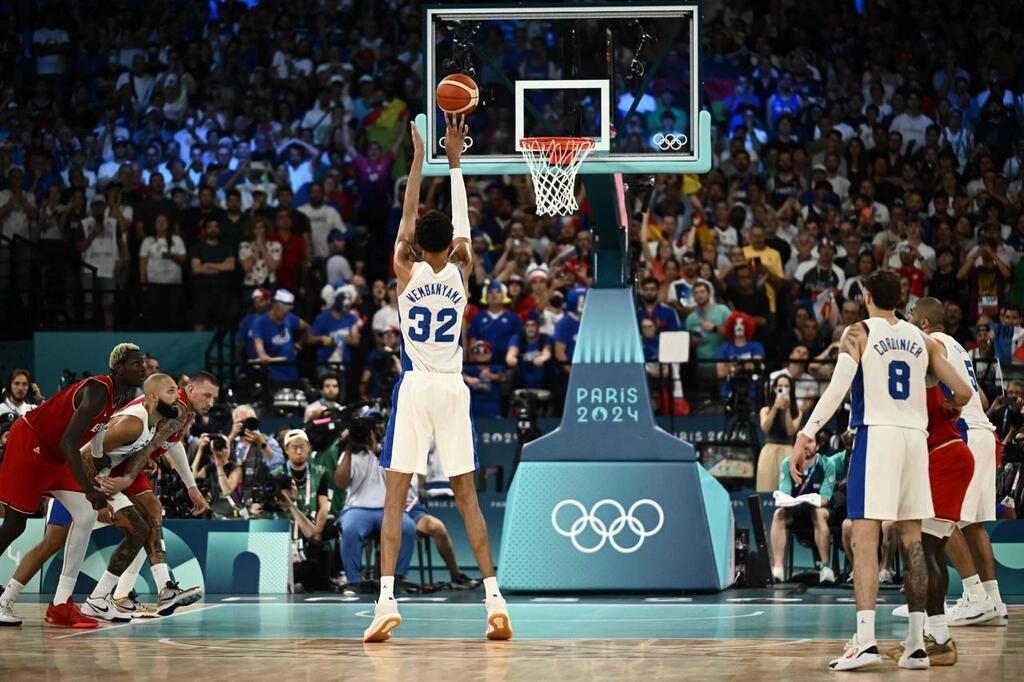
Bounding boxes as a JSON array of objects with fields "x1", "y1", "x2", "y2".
[{"x1": 519, "y1": 137, "x2": 595, "y2": 216}]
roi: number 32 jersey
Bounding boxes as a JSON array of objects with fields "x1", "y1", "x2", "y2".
[
  {"x1": 850, "y1": 318, "x2": 929, "y2": 432},
  {"x1": 398, "y1": 261, "x2": 466, "y2": 374}
]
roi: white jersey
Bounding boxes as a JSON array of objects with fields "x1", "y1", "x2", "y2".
[
  {"x1": 932, "y1": 331, "x2": 996, "y2": 433},
  {"x1": 89, "y1": 399, "x2": 156, "y2": 472},
  {"x1": 850, "y1": 318, "x2": 929, "y2": 432},
  {"x1": 397, "y1": 261, "x2": 466, "y2": 374}
]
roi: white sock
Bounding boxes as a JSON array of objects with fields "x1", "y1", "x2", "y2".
[
  {"x1": 906, "y1": 612, "x2": 926, "y2": 652},
  {"x1": 379, "y1": 576, "x2": 395, "y2": 602},
  {"x1": 962, "y1": 574, "x2": 986, "y2": 601},
  {"x1": 926, "y1": 614, "x2": 950, "y2": 645},
  {"x1": 2, "y1": 579, "x2": 25, "y2": 604},
  {"x1": 53, "y1": 575, "x2": 79, "y2": 604},
  {"x1": 982, "y1": 579, "x2": 1003, "y2": 606},
  {"x1": 88, "y1": 571, "x2": 119, "y2": 600},
  {"x1": 114, "y1": 549, "x2": 147, "y2": 600},
  {"x1": 151, "y1": 563, "x2": 171, "y2": 589},
  {"x1": 483, "y1": 576, "x2": 502, "y2": 601},
  {"x1": 856, "y1": 610, "x2": 876, "y2": 645}
]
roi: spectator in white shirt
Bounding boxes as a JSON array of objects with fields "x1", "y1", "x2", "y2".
[
  {"x1": 325, "y1": 229, "x2": 354, "y2": 283},
  {"x1": 98, "y1": 136, "x2": 133, "y2": 186},
  {"x1": 139, "y1": 214, "x2": 187, "y2": 328},
  {"x1": 76, "y1": 194, "x2": 124, "y2": 330},
  {"x1": 888, "y1": 219, "x2": 936, "y2": 271},
  {"x1": 299, "y1": 182, "x2": 346, "y2": 260},
  {"x1": 371, "y1": 280, "x2": 400, "y2": 342},
  {"x1": 31, "y1": 12, "x2": 70, "y2": 80},
  {"x1": 889, "y1": 91, "x2": 934, "y2": 155},
  {"x1": 116, "y1": 54, "x2": 157, "y2": 114},
  {"x1": 0, "y1": 369, "x2": 41, "y2": 419}
]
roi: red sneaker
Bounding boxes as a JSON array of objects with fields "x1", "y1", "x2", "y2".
[{"x1": 45, "y1": 598, "x2": 99, "y2": 629}]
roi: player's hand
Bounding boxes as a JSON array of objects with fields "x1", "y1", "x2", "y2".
[
  {"x1": 410, "y1": 120, "x2": 425, "y2": 159},
  {"x1": 322, "y1": 336, "x2": 334, "y2": 347},
  {"x1": 95, "y1": 474, "x2": 133, "y2": 495},
  {"x1": 791, "y1": 433, "x2": 812, "y2": 484},
  {"x1": 941, "y1": 399, "x2": 962, "y2": 420},
  {"x1": 85, "y1": 487, "x2": 109, "y2": 510},
  {"x1": 96, "y1": 506, "x2": 114, "y2": 524},
  {"x1": 443, "y1": 113, "x2": 469, "y2": 161},
  {"x1": 187, "y1": 485, "x2": 209, "y2": 516}
]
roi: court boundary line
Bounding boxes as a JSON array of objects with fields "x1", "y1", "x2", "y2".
[{"x1": 53, "y1": 604, "x2": 226, "y2": 639}]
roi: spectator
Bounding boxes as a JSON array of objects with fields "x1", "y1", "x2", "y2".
[
  {"x1": 469, "y1": 281, "x2": 523, "y2": 362},
  {"x1": 684, "y1": 281, "x2": 731, "y2": 385},
  {"x1": 842, "y1": 252, "x2": 877, "y2": 303},
  {"x1": 75, "y1": 193, "x2": 123, "y2": 330},
  {"x1": 139, "y1": 214, "x2": 186, "y2": 328},
  {"x1": 0, "y1": 370, "x2": 41, "y2": 419},
  {"x1": 987, "y1": 380, "x2": 1024, "y2": 433},
  {"x1": 743, "y1": 224, "x2": 786, "y2": 313},
  {"x1": 507, "y1": 318, "x2": 552, "y2": 390},
  {"x1": 310, "y1": 283, "x2": 362, "y2": 376},
  {"x1": 371, "y1": 280, "x2": 400, "y2": 342},
  {"x1": 220, "y1": 189, "x2": 249, "y2": 257},
  {"x1": 756, "y1": 374, "x2": 802, "y2": 492},
  {"x1": 797, "y1": 238, "x2": 845, "y2": 303},
  {"x1": 464, "y1": 340, "x2": 506, "y2": 418},
  {"x1": 554, "y1": 287, "x2": 586, "y2": 375},
  {"x1": 252, "y1": 289, "x2": 309, "y2": 383},
  {"x1": 989, "y1": 305, "x2": 1022, "y2": 365},
  {"x1": 958, "y1": 238, "x2": 1010, "y2": 323},
  {"x1": 239, "y1": 216, "x2": 283, "y2": 299},
  {"x1": 180, "y1": 186, "x2": 227, "y2": 247},
  {"x1": 970, "y1": 322, "x2": 999, "y2": 398},
  {"x1": 189, "y1": 218, "x2": 236, "y2": 331},
  {"x1": 237, "y1": 288, "x2": 272, "y2": 360},
  {"x1": 715, "y1": 311, "x2": 765, "y2": 396},
  {"x1": 636, "y1": 276, "x2": 680, "y2": 332},
  {"x1": 668, "y1": 251, "x2": 714, "y2": 318},
  {"x1": 361, "y1": 327, "x2": 402, "y2": 400},
  {"x1": 228, "y1": 404, "x2": 286, "y2": 494},
  {"x1": 300, "y1": 182, "x2": 347, "y2": 261},
  {"x1": 726, "y1": 264, "x2": 772, "y2": 330},
  {"x1": 325, "y1": 229, "x2": 354, "y2": 284},
  {"x1": 769, "y1": 345, "x2": 820, "y2": 413},
  {"x1": 770, "y1": 431, "x2": 837, "y2": 584},
  {"x1": 269, "y1": 208, "x2": 307, "y2": 294},
  {"x1": 334, "y1": 423, "x2": 417, "y2": 588}
]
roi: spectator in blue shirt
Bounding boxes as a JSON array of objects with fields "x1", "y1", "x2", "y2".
[
  {"x1": 252, "y1": 289, "x2": 309, "y2": 382},
  {"x1": 507, "y1": 318, "x2": 552, "y2": 390},
  {"x1": 468, "y1": 281, "x2": 522, "y2": 362},
  {"x1": 309, "y1": 282, "x2": 362, "y2": 374},
  {"x1": 990, "y1": 305, "x2": 1021, "y2": 364},
  {"x1": 237, "y1": 287, "x2": 272, "y2": 360},
  {"x1": 636, "y1": 276, "x2": 680, "y2": 332},
  {"x1": 716, "y1": 310, "x2": 766, "y2": 398},
  {"x1": 464, "y1": 340, "x2": 506, "y2": 418},
  {"x1": 554, "y1": 286, "x2": 587, "y2": 374}
]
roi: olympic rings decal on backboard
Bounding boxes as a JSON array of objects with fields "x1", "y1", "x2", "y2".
[{"x1": 550, "y1": 499, "x2": 665, "y2": 554}]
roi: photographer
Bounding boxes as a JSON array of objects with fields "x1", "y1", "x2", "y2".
[
  {"x1": 304, "y1": 373, "x2": 343, "y2": 422},
  {"x1": 987, "y1": 381, "x2": 1023, "y2": 433},
  {"x1": 263, "y1": 430, "x2": 334, "y2": 591},
  {"x1": 228, "y1": 404, "x2": 284, "y2": 508},
  {"x1": 192, "y1": 433, "x2": 241, "y2": 514},
  {"x1": 334, "y1": 417, "x2": 417, "y2": 589},
  {"x1": 360, "y1": 327, "x2": 403, "y2": 400},
  {"x1": 756, "y1": 375, "x2": 803, "y2": 492}
]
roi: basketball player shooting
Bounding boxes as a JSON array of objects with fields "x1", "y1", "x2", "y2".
[
  {"x1": 362, "y1": 114, "x2": 511, "y2": 643},
  {"x1": 790, "y1": 270, "x2": 972, "y2": 671}
]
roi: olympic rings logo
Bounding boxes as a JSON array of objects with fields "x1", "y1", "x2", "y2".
[
  {"x1": 653, "y1": 133, "x2": 689, "y2": 151},
  {"x1": 439, "y1": 135, "x2": 474, "y2": 153},
  {"x1": 550, "y1": 499, "x2": 665, "y2": 554}
]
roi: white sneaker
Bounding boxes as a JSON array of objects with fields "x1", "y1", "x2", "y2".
[
  {"x1": 0, "y1": 599, "x2": 22, "y2": 626},
  {"x1": 156, "y1": 581, "x2": 203, "y2": 616},
  {"x1": 828, "y1": 635, "x2": 881, "y2": 671},
  {"x1": 892, "y1": 604, "x2": 909, "y2": 618},
  {"x1": 771, "y1": 566, "x2": 785, "y2": 582},
  {"x1": 485, "y1": 596, "x2": 513, "y2": 641},
  {"x1": 819, "y1": 566, "x2": 836, "y2": 585},
  {"x1": 897, "y1": 645, "x2": 930, "y2": 670},
  {"x1": 947, "y1": 594, "x2": 998, "y2": 626},
  {"x1": 983, "y1": 602, "x2": 1009, "y2": 627},
  {"x1": 878, "y1": 568, "x2": 895, "y2": 584},
  {"x1": 112, "y1": 591, "x2": 158, "y2": 619},
  {"x1": 81, "y1": 595, "x2": 133, "y2": 623},
  {"x1": 363, "y1": 598, "x2": 402, "y2": 643}
]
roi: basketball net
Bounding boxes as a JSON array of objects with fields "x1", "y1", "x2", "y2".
[{"x1": 518, "y1": 137, "x2": 595, "y2": 216}]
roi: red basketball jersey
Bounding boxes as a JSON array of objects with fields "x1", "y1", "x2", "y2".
[
  {"x1": 22, "y1": 375, "x2": 120, "y2": 462},
  {"x1": 926, "y1": 384, "x2": 964, "y2": 450}
]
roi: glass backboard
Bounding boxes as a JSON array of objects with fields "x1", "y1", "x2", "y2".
[{"x1": 420, "y1": 3, "x2": 709, "y2": 176}]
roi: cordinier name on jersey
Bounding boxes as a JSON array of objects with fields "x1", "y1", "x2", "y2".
[
  {"x1": 404, "y1": 282, "x2": 463, "y2": 306},
  {"x1": 872, "y1": 337, "x2": 924, "y2": 358}
]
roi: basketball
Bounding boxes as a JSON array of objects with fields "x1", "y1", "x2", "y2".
[{"x1": 436, "y1": 74, "x2": 479, "y2": 115}]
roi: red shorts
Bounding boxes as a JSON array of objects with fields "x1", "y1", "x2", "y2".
[
  {"x1": 109, "y1": 459, "x2": 153, "y2": 498},
  {"x1": 929, "y1": 440, "x2": 975, "y2": 522},
  {"x1": 0, "y1": 420, "x2": 83, "y2": 514}
]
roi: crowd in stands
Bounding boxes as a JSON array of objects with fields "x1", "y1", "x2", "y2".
[{"x1": 1, "y1": 0, "x2": 1024, "y2": 420}]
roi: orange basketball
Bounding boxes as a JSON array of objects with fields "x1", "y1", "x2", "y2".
[{"x1": 436, "y1": 74, "x2": 479, "y2": 115}]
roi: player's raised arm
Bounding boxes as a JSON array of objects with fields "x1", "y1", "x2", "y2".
[
  {"x1": 923, "y1": 334, "x2": 972, "y2": 407},
  {"x1": 444, "y1": 113, "x2": 474, "y2": 280},
  {"x1": 393, "y1": 120, "x2": 426, "y2": 285},
  {"x1": 791, "y1": 323, "x2": 866, "y2": 480}
]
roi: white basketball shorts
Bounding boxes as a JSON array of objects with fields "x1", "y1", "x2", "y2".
[
  {"x1": 380, "y1": 371, "x2": 477, "y2": 478},
  {"x1": 959, "y1": 428, "x2": 997, "y2": 525},
  {"x1": 846, "y1": 425, "x2": 933, "y2": 521}
]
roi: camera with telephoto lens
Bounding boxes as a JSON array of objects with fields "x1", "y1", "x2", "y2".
[
  {"x1": 305, "y1": 406, "x2": 351, "y2": 452},
  {"x1": 254, "y1": 471, "x2": 295, "y2": 510}
]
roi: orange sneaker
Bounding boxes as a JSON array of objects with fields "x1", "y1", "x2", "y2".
[{"x1": 45, "y1": 598, "x2": 99, "y2": 628}]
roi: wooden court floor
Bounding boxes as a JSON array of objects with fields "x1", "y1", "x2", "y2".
[{"x1": 0, "y1": 594, "x2": 1021, "y2": 680}]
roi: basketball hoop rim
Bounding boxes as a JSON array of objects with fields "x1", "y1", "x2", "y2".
[{"x1": 518, "y1": 136, "x2": 596, "y2": 152}]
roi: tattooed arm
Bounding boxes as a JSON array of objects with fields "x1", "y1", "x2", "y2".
[
  {"x1": 95, "y1": 413, "x2": 187, "y2": 494},
  {"x1": 790, "y1": 323, "x2": 865, "y2": 483}
]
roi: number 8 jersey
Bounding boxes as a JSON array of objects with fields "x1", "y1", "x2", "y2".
[
  {"x1": 398, "y1": 261, "x2": 467, "y2": 374},
  {"x1": 850, "y1": 318, "x2": 930, "y2": 432}
]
